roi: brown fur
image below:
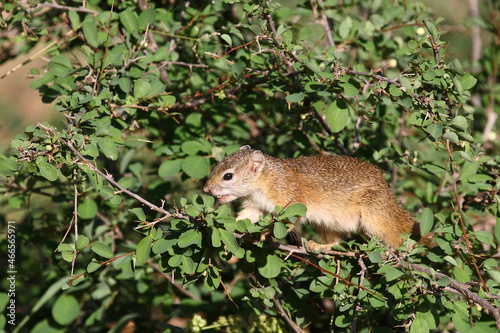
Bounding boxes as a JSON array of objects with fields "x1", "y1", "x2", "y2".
[{"x1": 204, "y1": 146, "x2": 415, "y2": 250}]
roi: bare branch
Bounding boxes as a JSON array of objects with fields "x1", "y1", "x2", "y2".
[{"x1": 273, "y1": 297, "x2": 303, "y2": 333}]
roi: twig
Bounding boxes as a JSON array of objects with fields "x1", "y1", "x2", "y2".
[
  {"x1": 37, "y1": 123, "x2": 176, "y2": 218},
  {"x1": 444, "y1": 140, "x2": 488, "y2": 292},
  {"x1": 273, "y1": 297, "x2": 303, "y2": 333},
  {"x1": 409, "y1": 263, "x2": 500, "y2": 329},
  {"x1": 148, "y1": 261, "x2": 202, "y2": 301},
  {"x1": 71, "y1": 169, "x2": 79, "y2": 277},
  {"x1": 316, "y1": 0, "x2": 335, "y2": 47},
  {"x1": 346, "y1": 69, "x2": 431, "y2": 112},
  {"x1": 0, "y1": 30, "x2": 76, "y2": 80},
  {"x1": 350, "y1": 256, "x2": 367, "y2": 333},
  {"x1": 28, "y1": 2, "x2": 98, "y2": 15}
]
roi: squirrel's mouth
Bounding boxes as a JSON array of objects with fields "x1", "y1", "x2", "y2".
[{"x1": 216, "y1": 195, "x2": 233, "y2": 203}]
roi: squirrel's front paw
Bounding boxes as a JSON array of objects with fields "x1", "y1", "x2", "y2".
[
  {"x1": 259, "y1": 229, "x2": 272, "y2": 242},
  {"x1": 305, "y1": 240, "x2": 335, "y2": 252}
]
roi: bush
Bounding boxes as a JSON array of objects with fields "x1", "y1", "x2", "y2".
[{"x1": 1, "y1": 0, "x2": 499, "y2": 332}]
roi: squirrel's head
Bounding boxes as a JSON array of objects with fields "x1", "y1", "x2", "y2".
[{"x1": 203, "y1": 145, "x2": 265, "y2": 203}]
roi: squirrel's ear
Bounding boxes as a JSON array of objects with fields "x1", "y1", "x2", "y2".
[
  {"x1": 249, "y1": 150, "x2": 265, "y2": 173},
  {"x1": 239, "y1": 145, "x2": 251, "y2": 151}
]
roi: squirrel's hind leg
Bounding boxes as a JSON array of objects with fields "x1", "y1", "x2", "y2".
[{"x1": 305, "y1": 227, "x2": 342, "y2": 252}]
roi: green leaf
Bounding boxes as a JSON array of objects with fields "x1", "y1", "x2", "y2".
[
  {"x1": 398, "y1": 76, "x2": 413, "y2": 91},
  {"x1": 458, "y1": 161, "x2": 478, "y2": 182},
  {"x1": 285, "y1": 92, "x2": 304, "y2": 103},
  {"x1": 117, "y1": 77, "x2": 132, "y2": 93},
  {"x1": 338, "y1": 17, "x2": 353, "y2": 40},
  {"x1": 38, "y1": 161, "x2": 58, "y2": 181},
  {"x1": 0, "y1": 156, "x2": 19, "y2": 176},
  {"x1": 181, "y1": 255, "x2": 195, "y2": 274},
  {"x1": 273, "y1": 222, "x2": 288, "y2": 239},
  {"x1": 279, "y1": 203, "x2": 307, "y2": 219},
  {"x1": 444, "y1": 255, "x2": 458, "y2": 267},
  {"x1": 389, "y1": 84, "x2": 403, "y2": 97},
  {"x1": 129, "y1": 207, "x2": 146, "y2": 221},
  {"x1": 133, "y1": 78, "x2": 152, "y2": 99},
  {"x1": 410, "y1": 313, "x2": 430, "y2": 333},
  {"x1": 152, "y1": 238, "x2": 174, "y2": 254},
  {"x1": 340, "y1": 82, "x2": 359, "y2": 97},
  {"x1": 448, "y1": 58, "x2": 464, "y2": 75},
  {"x1": 367, "y1": 251, "x2": 382, "y2": 263},
  {"x1": 420, "y1": 208, "x2": 434, "y2": 236},
  {"x1": 136, "y1": 235, "x2": 152, "y2": 264},
  {"x1": 98, "y1": 137, "x2": 118, "y2": 160},
  {"x1": 168, "y1": 254, "x2": 182, "y2": 267},
  {"x1": 426, "y1": 123, "x2": 442, "y2": 139},
  {"x1": 443, "y1": 131, "x2": 459, "y2": 144},
  {"x1": 75, "y1": 236, "x2": 89, "y2": 250},
  {"x1": 117, "y1": 177, "x2": 133, "y2": 189},
  {"x1": 459, "y1": 73, "x2": 477, "y2": 90},
  {"x1": 423, "y1": 20, "x2": 438, "y2": 41},
  {"x1": 52, "y1": 294, "x2": 79, "y2": 326},
  {"x1": 219, "y1": 229, "x2": 242, "y2": 257},
  {"x1": 220, "y1": 34, "x2": 232, "y2": 47},
  {"x1": 452, "y1": 312, "x2": 471, "y2": 333},
  {"x1": 138, "y1": 7, "x2": 156, "y2": 30},
  {"x1": 82, "y1": 20, "x2": 98, "y2": 48},
  {"x1": 178, "y1": 229, "x2": 202, "y2": 248},
  {"x1": 158, "y1": 159, "x2": 182, "y2": 178},
  {"x1": 325, "y1": 101, "x2": 349, "y2": 133},
  {"x1": 68, "y1": 10, "x2": 80, "y2": 30},
  {"x1": 120, "y1": 9, "x2": 139, "y2": 34},
  {"x1": 87, "y1": 260, "x2": 101, "y2": 273},
  {"x1": 91, "y1": 242, "x2": 113, "y2": 258},
  {"x1": 257, "y1": 253, "x2": 281, "y2": 278},
  {"x1": 211, "y1": 228, "x2": 222, "y2": 247},
  {"x1": 420, "y1": 163, "x2": 446, "y2": 175},
  {"x1": 379, "y1": 266, "x2": 404, "y2": 282},
  {"x1": 181, "y1": 155, "x2": 209, "y2": 179},
  {"x1": 473, "y1": 231, "x2": 494, "y2": 246},
  {"x1": 181, "y1": 140, "x2": 210, "y2": 155},
  {"x1": 437, "y1": 276, "x2": 451, "y2": 286},
  {"x1": 78, "y1": 199, "x2": 98, "y2": 219},
  {"x1": 449, "y1": 116, "x2": 468, "y2": 131}
]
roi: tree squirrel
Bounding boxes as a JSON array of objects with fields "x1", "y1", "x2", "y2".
[{"x1": 204, "y1": 145, "x2": 415, "y2": 251}]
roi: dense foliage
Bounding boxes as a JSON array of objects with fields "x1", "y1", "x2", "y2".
[{"x1": 1, "y1": 0, "x2": 500, "y2": 332}]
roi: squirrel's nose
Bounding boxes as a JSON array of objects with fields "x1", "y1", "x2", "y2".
[{"x1": 203, "y1": 186, "x2": 211, "y2": 194}]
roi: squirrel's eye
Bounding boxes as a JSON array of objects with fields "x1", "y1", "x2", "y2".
[{"x1": 223, "y1": 173, "x2": 233, "y2": 181}]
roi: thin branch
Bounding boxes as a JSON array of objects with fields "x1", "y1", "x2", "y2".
[
  {"x1": 273, "y1": 297, "x2": 303, "y2": 333},
  {"x1": 316, "y1": 0, "x2": 335, "y2": 47},
  {"x1": 444, "y1": 140, "x2": 488, "y2": 292},
  {"x1": 0, "y1": 30, "x2": 76, "y2": 80},
  {"x1": 148, "y1": 261, "x2": 202, "y2": 301},
  {"x1": 22, "y1": 2, "x2": 99, "y2": 15},
  {"x1": 346, "y1": 69, "x2": 431, "y2": 112},
  {"x1": 409, "y1": 263, "x2": 500, "y2": 328},
  {"x1": 37, "y1": 123, "x2": 176, "y2": 218},
  {"x1": 71, "y1": 169, "x2": 79, "y2": 277},
  {"x1": 350, "y1": 256, "x2": 367, "y2": 333}
]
